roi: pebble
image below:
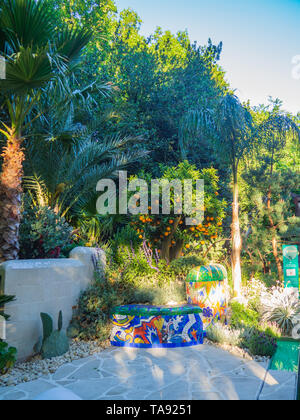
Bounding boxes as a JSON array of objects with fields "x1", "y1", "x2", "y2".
[
  {"x1": 204, "y1": 338, "x2": 270, "y2": 364},
  {"x1": 0, "y1": 339, "x2": 110, "y2": 388}
]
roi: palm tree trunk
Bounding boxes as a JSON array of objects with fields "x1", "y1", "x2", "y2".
[
  {"x1": 0, "y1": 132, "x2": 24, "y2": 262},
  {"x1": 231, "y1": 171, "x2": 242, "y2": 297}
]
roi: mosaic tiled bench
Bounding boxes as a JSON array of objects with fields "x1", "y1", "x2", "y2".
[{"x1": 111, "y1": 304, "x2": 204, "y2": 348}]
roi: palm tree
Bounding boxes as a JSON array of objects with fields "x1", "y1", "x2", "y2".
[
  {"x1": 253, "y1": 102, "x2": 300, "y2": 280},
  {"x1": 0, "y1": 0, "x2": 92, "y2": 261},
  {"x1": 24, "y1": 133, "x2": 146, "y2": 221},
  {"x1": 179, "y1": 94, "x2": 253, "y2": 297}
]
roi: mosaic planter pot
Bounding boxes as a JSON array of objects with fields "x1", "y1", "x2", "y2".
[
  {"x1": 111, "y1": 304, "x2": 204, "y2": 348},
  {"x1": 186, "y1": 264, "x2": 227, "y2": 331}
]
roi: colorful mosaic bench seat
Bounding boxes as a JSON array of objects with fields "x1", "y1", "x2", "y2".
[{"x1": 110, "y1": 304, "x2": 204, "y2": 348}]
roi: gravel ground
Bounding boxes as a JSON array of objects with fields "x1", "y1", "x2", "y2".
[
  {"x1": 0, "y1": 339, "x2": 110, "y2": 387},
  {"x1": 204, "y1": 338, "x2": 270, "y2": 364}
]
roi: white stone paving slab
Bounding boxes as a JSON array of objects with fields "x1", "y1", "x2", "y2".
[{"x1": 0, "y1": 345, "x2": 297, "y2": 400}]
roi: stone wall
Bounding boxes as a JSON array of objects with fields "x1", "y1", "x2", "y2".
[{"x1": 0, "y1": 247, "x2": 105, "y2": 360}]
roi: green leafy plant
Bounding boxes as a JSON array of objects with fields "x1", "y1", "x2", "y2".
[
  {"x1": 259, "y1": 322, "x2": 282, "y2": 339},
  {"x1": 241, "y1": 328, "x2": 277, "y2": 357},
  {"x1": 229, "y1": 301, "x2": 260, "y2": 329},
  {"x1": 19, "y1": 203, "x2": 75, "y2": 259},
  {"x1": 206, "y1": 323, "x2": 241, "y2": 347},
  {"x1": 0, "y1": 294, "x2": 17, "y2": 374},
  {"x1": 0, "y1": 294, "x2": 15, "y2": 320},
  {"x1": 0, "y1": 342, "x2": 17, "y2": 375}
]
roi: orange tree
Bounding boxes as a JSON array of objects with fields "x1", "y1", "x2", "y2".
[{"x1": 129, "y1": 162, "x2": 226, "y2": 263}]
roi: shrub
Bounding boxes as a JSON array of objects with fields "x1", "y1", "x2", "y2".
[
  {"x1": 258, "y1": 322, "x2": 282, "y2": 339},
  {"x1": 68, "y1": 276, "x2": 135, "y2": 341},
  {"x1": 0, "y1": 294, "x2": 17, "y2": 373},
  {"x1": 0, "y1": 342, "x2": 17, "y2": 375},
  {"x1": 0, "y1": 294, "x2": 15, "y2": 320},
  {"x1": 242, "y1": 278, "x2": 267, "y2": 311},
  {"x1": 241, "y1": 328, "x2": 277, "y2": 358},
  {"x1": 206, "y1": 323, "x2": 241, "y2": 347},
  {"x1": 68, "y1": 246, "x2": 207, "y2": 341},
  {"x1": 260, "y1": 287, "x2": 300, "y2": 336},
  {"x1": 229, "y1": 301, "x2": 260, "y2": 329},
  {"x1": 19, "y1": 204, "x2": 75, "y2": 259}
]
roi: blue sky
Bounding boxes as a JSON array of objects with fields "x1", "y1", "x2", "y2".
[{"x1": 114, "y1": 0, "x2": 300, "y2": 114}]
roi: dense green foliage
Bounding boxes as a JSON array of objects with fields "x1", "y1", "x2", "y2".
[
  {"x1": 0, "y1": 295, "x2": 17, "y2": 372},
  {"x1": 0, "y1": 294, "x2": 15, "y2": 321},
  {"x1": 0, "y1": 342, "x2": 17, "y2": 374},
  {"x1": 0, "y1": 0, "x2": 299, "y2": 361},
  {"x1": 240, "y1": 329, "x2": 278, "y2": 358},
  {"x1": 19, "y1": 202, "x2": 75, "y2": 259},
  {"x1": 1, "y1": 0, "x2": 298, "y2": 272},
  {"x1": 230, "y1": 301, "x2": 260, "y2": 329}
]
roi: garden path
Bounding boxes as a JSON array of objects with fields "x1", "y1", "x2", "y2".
[{"x1": 0, "y1": 345, "x2": 297, "y2": 400}]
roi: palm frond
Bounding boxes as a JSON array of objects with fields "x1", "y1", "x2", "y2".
[
  {"x1": 178, "y1": 94, "x2": 253, "y2": 161},
  {"x1": 179, "y1": 108, "x2": 215, "y2": 159},
  {"x1": 25, "y1": 133, "x2": 147, "y2": 219},
  {"x1": 55, "y1": 26, "x2": 92, "y2": 64},
  {"x1": 0, "y1": 0, "x2": 55, "y2": 54},
  {"x1": 0, "y1": 46, "x2": 53, "y2": 94}
]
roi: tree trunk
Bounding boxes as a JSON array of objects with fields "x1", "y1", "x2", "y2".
[
  {"x1": 160, "y1": 217, "x2": 182, "y2": 263},
  {"x1": 0, "y1": 132, "x2": 25, "y2": 262},
  {"x1": 271, "y1": 235, "x2": 283, "y2": 281},
  {"x1": 267, "y1": 186, "x2": 283, "y2": 281},
  {"x1": 170, "y1": 239, "x2": 184, "y2": 261},
  {"x1": 231, "y1": 173, "x2": 242, "y2": 297}
]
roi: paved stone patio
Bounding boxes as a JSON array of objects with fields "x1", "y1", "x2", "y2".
[{"x1": 0, "y1": 345, "x2": 297, "y2": 400}]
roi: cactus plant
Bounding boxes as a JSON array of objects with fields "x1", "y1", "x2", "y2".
[{"x1": 39, "y1": 311, "x2": 69, "y2": 359}]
